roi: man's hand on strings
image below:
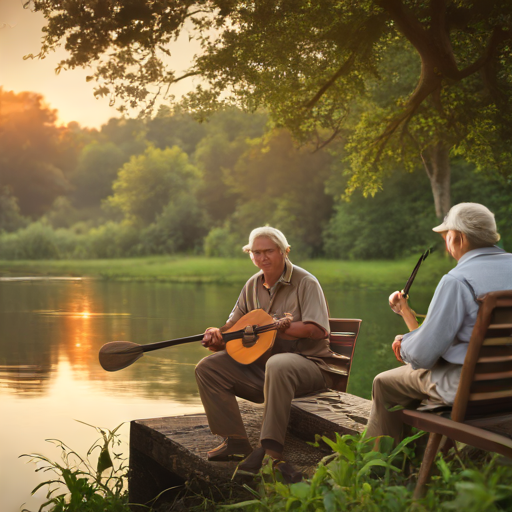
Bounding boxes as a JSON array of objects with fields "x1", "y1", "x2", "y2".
[
  {"x1": 202, "y1": 327, "x2": 225, "y2": 352},
  {"x1": 392, "y1": 335, "x2": 404, "y2": 363}
]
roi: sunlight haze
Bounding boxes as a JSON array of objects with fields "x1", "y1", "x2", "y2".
[{"x1": 0, "y1": 0, "x2": 200, "y2": 128}]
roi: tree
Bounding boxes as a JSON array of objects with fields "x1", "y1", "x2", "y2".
[
  {"x1": 30, "y1": 1, "x2": 512, "y2": 218},
  {"x1": 106, "y1": 145, "x2": 201, "y2": 224},
  {"x1": 146, "y1": 106, "x2": 208, "y2": 155},
  {"x1": 71, "y1": 142, "x2": 128, "y2": 208},
  {"x1": 0, "y1": 186, "x2": 26, "y2": 232},
  {"x1": 0, "y1": 89, "x2": 75, "y2": 215},
  {"x1": 219, "y1": 129, "x2": 334, "y2": 256},
  {"x1": 194, "y1": 107, "x2": 268, "y2": 223}
]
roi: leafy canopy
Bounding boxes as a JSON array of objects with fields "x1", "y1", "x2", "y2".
[{"x1": 31, "y1": 1, "x2": 512, "y2": 169}]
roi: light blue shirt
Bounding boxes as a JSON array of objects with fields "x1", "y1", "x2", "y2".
[{"x1": 400, "y1": 246, "x2": 512, "y2": 403}]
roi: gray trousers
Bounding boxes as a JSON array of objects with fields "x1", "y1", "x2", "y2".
[
  {"x1": 195, "y1": 350, "x2": 327, "y2": 446},
  {"x1": 365, "y1": 364, "x2": 446, "y2": 443}
]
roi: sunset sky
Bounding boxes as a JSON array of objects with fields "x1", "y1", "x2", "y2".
[{"x1": 0, "y1": 0, "x2": 200, "y2": 128}]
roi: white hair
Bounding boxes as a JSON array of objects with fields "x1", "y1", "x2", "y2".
[
  {"x1": 242, "y1": 227, "x2": 290, "y2": 254},
  {"x1": 433, "y1": 202, "x2": 500, "y2": 247}
]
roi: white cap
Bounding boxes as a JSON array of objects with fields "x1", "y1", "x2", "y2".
[{"x1": 432, "y1": 203, "x2": 500, "y2": 245}]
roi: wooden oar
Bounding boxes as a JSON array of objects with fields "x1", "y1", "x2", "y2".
[
  {"x1": 99, "y1": 334, "x2": 205, "y2": 372},
  {"x1": 99, "y1": 311, "x2": 286, "y2": 372}
]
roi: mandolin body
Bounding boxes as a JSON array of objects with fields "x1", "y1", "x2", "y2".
[{"x1": 225, "y1": 309, "x2": 277, "y2": 365}]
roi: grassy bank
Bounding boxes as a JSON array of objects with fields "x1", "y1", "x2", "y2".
[{"x1": 0, "y1": 254, "x2": 454, "y2": 289}]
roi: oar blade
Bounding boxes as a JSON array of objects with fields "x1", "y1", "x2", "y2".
[{"x1": 99, "y1": 341, "x2": 144, "y2": 372}]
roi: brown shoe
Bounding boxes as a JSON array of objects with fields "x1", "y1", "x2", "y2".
[
  {"x1": 236, "y1": 445, "x2": 266, "y2": 475},
  {"x1": 273, "y1": 460, "x2": 303, "y2": 484},
  {"x1": 207, "y1": 437, "x2": 253, "y2": 461}
]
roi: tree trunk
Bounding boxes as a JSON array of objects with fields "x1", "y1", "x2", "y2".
[{"x1": 421, "y1": 141, "x2": 451, "y2": 219}]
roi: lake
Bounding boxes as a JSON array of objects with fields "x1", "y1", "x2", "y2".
[{"x1": 0, "y1": 277, "x2": 433, "y2": 511}]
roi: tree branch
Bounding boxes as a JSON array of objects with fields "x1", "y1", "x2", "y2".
[
  {"x1": 173, "y1": 71, "x2": 201, "y2": 83},
  {"x1": 378, "y1": 0, "x2": 432, "y2": 56},
  {"x1": 303, "y1": 53, "x2": 356, "y2": 110},
  {"x1": 453, "y1": 25, "x2": 512, "y2": 80}
]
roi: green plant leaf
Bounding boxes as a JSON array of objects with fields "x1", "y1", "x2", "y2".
[{"x1": 97, "y1": 444, "x2": 114, "y2": 475}]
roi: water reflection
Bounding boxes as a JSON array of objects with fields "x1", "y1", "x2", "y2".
[
  {"x1": 0, "y1": 280, "x2": 240, "y2": 401},
  {"x1": 0, "y1": 279, "x2": 435, "y2": 400},
  {"x1": 0, "y1": 364, "x2": 55, "y2": 396},
  {"x1": 0, "y1": 277, "x2": 436, "y2": 511}
]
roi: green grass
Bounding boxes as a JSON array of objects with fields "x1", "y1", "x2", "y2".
[{"x1": 0, "y1": 254, "x2": 455, "y2": 289}]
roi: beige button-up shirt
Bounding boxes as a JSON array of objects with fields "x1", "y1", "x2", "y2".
[{"x1": 227, "y1": 260, "x2": 349, "y2": 386}]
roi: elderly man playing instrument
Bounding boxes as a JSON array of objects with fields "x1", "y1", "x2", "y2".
[
  {"x1": 196, "y1": 227, "x2": 346, "y2": 481},
  {"x1": 366, "y1": 203, "x2": 512, "y2": 443}
]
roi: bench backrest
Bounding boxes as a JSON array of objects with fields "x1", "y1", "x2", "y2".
[
  {"x1": 329, "y1": 318, "x2": 362, "y2": 385},
  {"x1": 452, "y1": 290, "x2": 512, "y2": 422}
]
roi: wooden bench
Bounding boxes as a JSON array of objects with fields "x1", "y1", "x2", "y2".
[
  {"x1": 395, "y1": 290, "x2": 512, "y2": 498},
  {"x1": 329, "y1": 317, "x2": 362, "y2": 392}
]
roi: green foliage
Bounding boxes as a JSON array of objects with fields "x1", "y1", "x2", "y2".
[
  {"x1": 0, "y1": 185, "x2": 27, "y2": 232},
  {"x1": 106, "y1": 145, "x2": 200, "y2": 224},
  {"x1": 0, "y1": 221, "x2": 62, "y2": 260},
  {"x1": 71, "y1": 142, "x2": 128, "y2": 209},
  {"x1": 140, "y1": 194, "x2": 209, "y2": 254},
  {"x1": 87, "y1": 222, "x2": 142, "y2": 258},
  {"x1": 194, "y1": 108, "x2": 269, "y2": 224},
  {"x1": 30, "y1": 0, "x2": 512, "y2": 219},
  {"x1": 204, "y1": 226, "x2": 244, "y2": 258},
  {"x1": 323, "y1": 169, "x2": 438, "y2": 260},
  {"x1": 44, "y1": 197, "x2": 84, "y2": 230},
  {"x1": 0, "y1": 89, "x2": 75, "y2": 216},
  {"x1": 219, "y1": 130, "x2": 335, "y2": 257},
  {"x1": 20, "y1": 422, "x2": 131, "y2": 512},
  {"x1": 224, "y1": 433, "x2": 512, "y2": 512},
  {"x1": 146, "y1": 106, "x2": 208, "y2": 154}
]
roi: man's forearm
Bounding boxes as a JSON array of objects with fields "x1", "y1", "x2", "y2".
[
  {"x1": 282, "y1": 321, "x2": 326, "y2": 340},
  {"x1": 401, "y1": 306, "x2": 419, "y2": 332}
]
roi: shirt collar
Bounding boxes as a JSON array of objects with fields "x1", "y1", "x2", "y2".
[
  {"x1": 261, "y1": 259, "x2": 294, "y2": 288},
  {"x1": 457, "y1": 245, "x2": 506, "y2": 266},
  {"x1": 281, "y1": 259, "x2": 293, "y2": 284}
]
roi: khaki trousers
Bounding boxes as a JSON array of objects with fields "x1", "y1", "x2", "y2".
[
  {"x1": 365, "y1": 364, "x2": 446, "y2": 443},
  {"x1": 195, "y1": 350, "x2": 327, "y2": 446}
]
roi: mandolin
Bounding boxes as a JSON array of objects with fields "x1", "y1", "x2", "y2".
[{"x1": 99, "y1": 309, "x2": 289, "y2": 372}]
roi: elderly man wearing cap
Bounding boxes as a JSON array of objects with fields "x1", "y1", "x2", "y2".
[
  {"x1": 196, "y1": 226, "x2": 347, "y2": 482},
  {"x1": 366, "y1": 202, "x2": 512, "y2": 443}
]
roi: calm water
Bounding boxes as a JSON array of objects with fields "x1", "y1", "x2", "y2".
[{"x1": 0, "y1": 278, "x2": 433, "y2": 511}]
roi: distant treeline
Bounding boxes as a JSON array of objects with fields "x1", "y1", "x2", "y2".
[{"x1": 1, "y1": 89, "x2": 511, "y2": 260}]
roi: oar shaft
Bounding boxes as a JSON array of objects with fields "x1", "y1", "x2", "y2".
[{"x1": 142, "y1": 334, "x2": 204, "y2": 353}]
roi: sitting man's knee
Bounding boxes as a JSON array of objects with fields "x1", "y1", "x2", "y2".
[
  {"x1": 372, "y1": 370, "x2": 393, "y2": 397},
  {"x1": 195, "y1": 352, "x2": 220, "y2": 377},
  {"x1": 265, "y1": 353, "x2": 290, "y2": 372}
]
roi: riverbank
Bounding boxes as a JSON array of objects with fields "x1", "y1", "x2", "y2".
[{"x1": 0, "y1": 254, "x2": 454, "y2": 289}]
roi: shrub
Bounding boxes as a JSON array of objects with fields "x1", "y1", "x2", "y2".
[
  {"x1": 0, "y1": 221, "x2": 62, "y2": 259},
  {"x1": 87, "y1": 222, "x2": 141, "y2": 258},
  {"x1": 224, "y1": 432, "x2": 512, "y2": 512},
  {"x1": 140, "y1": 195, "x2": 209, "y2": 254},
  {"x1": 204, "y1": 226, "x2": 243, "y2": 258}
]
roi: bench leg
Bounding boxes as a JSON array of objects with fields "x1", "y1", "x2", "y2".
[{"x1": 413, "y1": 432, "x2": 443, "y2": 500}]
